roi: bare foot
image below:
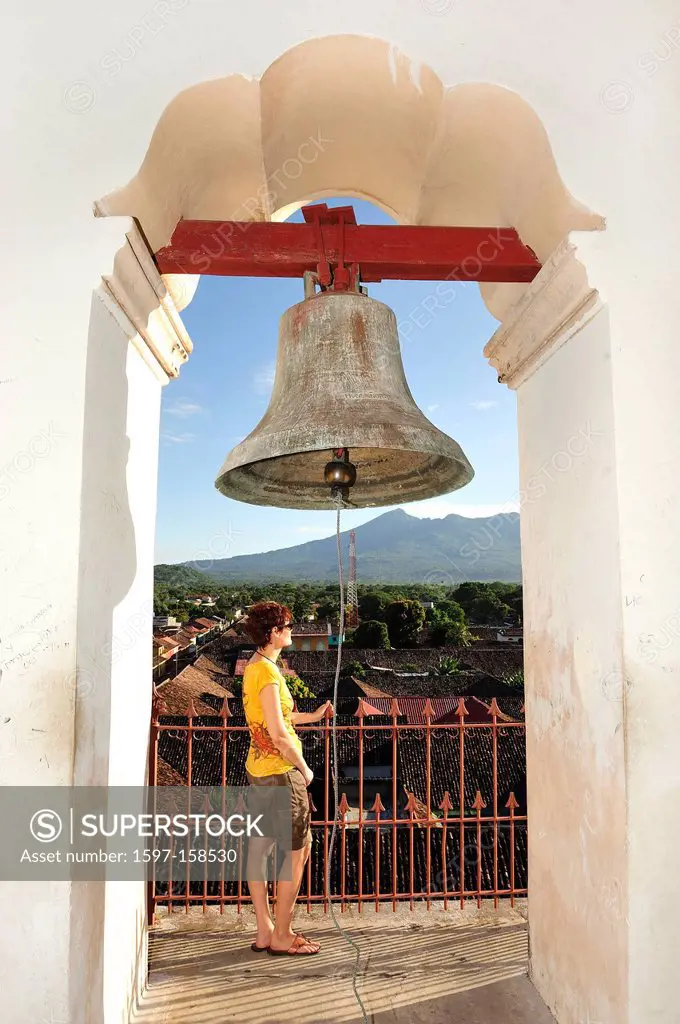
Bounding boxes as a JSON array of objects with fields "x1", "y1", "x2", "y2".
[{"x1": 254, "y1": 920, "x2": 274, "y2": 948}]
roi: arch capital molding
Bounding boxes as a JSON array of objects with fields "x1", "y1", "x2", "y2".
[
  {"x1": 98, "y1": 216, "x2": 195, "y2": 384},
  {"x1": 484, "y1": 235, "x2": 603, "y2": 390}
]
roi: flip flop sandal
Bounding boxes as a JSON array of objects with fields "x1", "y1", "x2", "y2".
[
  {"x1": 250, "y1": 942, "x2": 270, "y2": 952},
  {"x1": 267, "y1": 934, "x2": 320, "y2": 956}
]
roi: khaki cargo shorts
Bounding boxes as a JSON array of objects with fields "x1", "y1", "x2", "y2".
[{"x1": 246, "y1": 768, "x2": 311, "y2": 851}]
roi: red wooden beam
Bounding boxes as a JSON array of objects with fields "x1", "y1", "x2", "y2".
[{"x1": 155, "y1": 220, "x2": 540, "y2": 283}]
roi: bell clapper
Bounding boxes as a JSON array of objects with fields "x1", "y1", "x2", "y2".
[{"x1": 323, "y1": 447, "x2": 357, "y2": 506}]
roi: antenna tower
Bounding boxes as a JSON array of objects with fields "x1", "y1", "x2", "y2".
[{"x1": 346, "y1": 530, "x2": 358, "y2": 627}]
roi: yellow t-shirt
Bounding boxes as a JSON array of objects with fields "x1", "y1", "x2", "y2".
[{"x1": 243, "y1": 659, "x2": 303, "y2": 777}]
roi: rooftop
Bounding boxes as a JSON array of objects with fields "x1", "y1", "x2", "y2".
[
  {"x1": 154, "y1": 658, "x2": 234, "y2": 716},
  {"x1": 284, "y1": 645, "x2": 523, "y2": 677},
  {"x1": 290, "y1": 620, "x2": 332, "y2": 635}
]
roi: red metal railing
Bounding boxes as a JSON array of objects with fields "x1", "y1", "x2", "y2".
[{"x1": 148, "y1": 696, "x2": 527, "y2": 919}]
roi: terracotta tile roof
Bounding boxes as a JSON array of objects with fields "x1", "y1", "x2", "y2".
[
  {"x1": 193, "y1": 654, "x2": 232, "y2": 684},
  {"x1": 357, "y1": 680, "x2": 393, "y2": 698},
  {"x1": 155, "y1": 662, "x2": 234, "y2": 716},
  {"x1": 155, "y1": 635, "x2": 180, "y2": 651},
  {"x1": 195, "y1": 617, "x2": 218, "y2": 629},
  {"x1": 211, "y1": 624, "x2": 254, "y2": 653},
  {"x1": 234, "y1": 655, "x2": 296, "y2": 677},
  {"x1": 291, "y1": 621, "x2": 331, "y2": 635},
  {"x1": 156, "y1": 757, "x2": 187, "y2": 787},
  {"x1": 353, "y1": 669, "x2": 520, "y2": 700},
  {"x1": 284, "y1": 645, "x2": 522, "y2": 677},
  {"x1": 174, "y1": 630, "x2": 198, "y2": 648}
]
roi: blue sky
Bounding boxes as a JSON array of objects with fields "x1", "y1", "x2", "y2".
[{"x1": 154, "y1": 199, "x2": 519, "y2": 565}]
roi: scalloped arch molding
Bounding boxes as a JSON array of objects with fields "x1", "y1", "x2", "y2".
[{"x1": 97, "y1": 34, "x2": 603, "y2": 324}]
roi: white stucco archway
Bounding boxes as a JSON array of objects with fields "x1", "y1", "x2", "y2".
[
  {"x1": 97, "y1": 34, "x2": 603, "y2": 329},
  {"x1": 94, "y1": 33, "x2": 613, "y2": 1021}
]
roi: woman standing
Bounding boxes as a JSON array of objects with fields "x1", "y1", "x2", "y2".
[{"x1": 242, "y1": 601, "x2": 331, "y2": 956}]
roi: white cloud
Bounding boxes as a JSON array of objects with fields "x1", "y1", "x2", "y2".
[
  {"x1": 469, "y1": 400, "x2": 498, "y2": 411},
  {"x1": 162, "y1": 431, "x2": 196, "y2": 445},
  {"x1": 427, "y1": 403, "x2": 439, "y2": 413},
  {"x1": 165, "y1": 399, "x2": 203, "y2": 418},
  {"x1": 404, "y1": 500, "x2": 519, "y2": 519},
  {"x1": 253, "y1": 361, "x2": 276, "y2": 395}
]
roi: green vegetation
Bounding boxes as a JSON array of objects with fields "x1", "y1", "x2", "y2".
[
  {"x1": 502, "y1": 670, "x2": 524, "y2": 689},
  {"x1": 431, "y1": 656, "x2": 464, "y2": 678},
  {"x1": 153, "y1": 570, "x2": 523, "y2": 640}
]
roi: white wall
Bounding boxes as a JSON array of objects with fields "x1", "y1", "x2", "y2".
[
  {"x1": 3, "y1": 2, "x2": 680, "y2": 1023},
  {"x1": 0, "y1": 280, "x2": 162, "y2": 1022},
  {"x1": 518, "y1": 306, "x2": 628, "y2": 1022}
]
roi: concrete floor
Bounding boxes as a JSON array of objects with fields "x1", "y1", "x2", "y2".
[{"x1": 133, "y1": 907, "x2": 555, "y2": 1024}]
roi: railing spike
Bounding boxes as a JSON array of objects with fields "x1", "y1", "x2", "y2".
[
  {"x1": 506, "y1": 792, "x2": 519, "y2": 811},
  {"x1": 439, "y1": 791, "x2": 453, "y2": 814},
  {"x1": 355, "y1": 699, "x2": 368, "y2": 718},
  {"x1": 423, "y1": 698, "x2": 434, "y2": 720},
  {"x1": 404, "y1": 790, "x2": 419, "y2": 816},
  {"x1": 185, "y1": 698, "x2": 197, "y2": 719},
  {"x1": 472, "y1": 790, "x2": 487, "y2": 811},
  {"x1": 456, "y1": 697, "x2": 469, "y2": 718},
  {"x1": 220, "y1": 697, "x2": 231, "y2": 719},
  {"x1": 372, "y1": 793, "x2": 386, "y2": 814},
  {"x1": 337, "y1": 793, "x2": 351, "y2": 818},
  {"x1": 152, "y1": 696, "x2": 168, "y2": 718},
  {"x1": 487, "y1": 697, "x2": 501, "y2": 718},
  {"x1": 389, "y1": 697, "x2": 401, "y2": 718}
]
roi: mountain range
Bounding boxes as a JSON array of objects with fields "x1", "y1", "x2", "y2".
[{"x1": 174, "y1": 510, "x2": 521, "y2": 584}]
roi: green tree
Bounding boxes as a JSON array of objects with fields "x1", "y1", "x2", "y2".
[
  {"x1": 293, "y1": 594, "x2": 312, "y2": 621},
  {"x1": 434, "y1": 600, "x2": 465, "y2": 623},
  {"x1": 468, "y1": 593, "x2": 512, "y2": 625},
  {"x1": 315, "y1": 598, "x2": 338, "y2": 621},
  {"x1": 343, "y1": 660, "x2": 366, "y2": 679},
  {"x1": 351, "y1": 619, "x2": 390, "y2": 649},
  {"x1": 442, "y1": 619, "x2": 474, "y2": 647},
  {"x1": 449, "y1": 581, "x2": 488, "y2": 612},
  {"x1": 384, "y1": 600, "x2": 425, "y2": 648},
  {"x1": 358, "y1": 591, "x2": 391, "y2": 621}
]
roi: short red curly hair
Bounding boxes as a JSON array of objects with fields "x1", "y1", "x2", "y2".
[{"x1": 244, "y1": 602, "x2": 293, "y2": 647}]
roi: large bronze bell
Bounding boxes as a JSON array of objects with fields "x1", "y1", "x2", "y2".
[{"x1": 215, "y1": 289, "x2": 474, "y2": 509}]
